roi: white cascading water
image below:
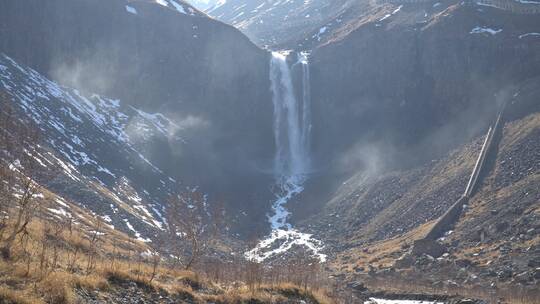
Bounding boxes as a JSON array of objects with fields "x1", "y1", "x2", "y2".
[
  {"x1": 246, "y1": 51, "x2": 326, "y2": 262},
  {"x1": 271, "y1": 51, "x2": 309, "y2": 183}
]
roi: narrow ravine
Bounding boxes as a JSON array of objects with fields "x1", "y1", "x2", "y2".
[{"x1": 246, "y1": 51, "x2": 326, "y2": 263}]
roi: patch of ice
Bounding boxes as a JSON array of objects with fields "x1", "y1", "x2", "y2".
[
  {"x1": 33, "y1": 193, "x2": 44, "y2": 199},
  {"x1": 379, "y1": 5, "x2": 402, "y2": 21},
  {"x1": 246, "y1": 178, "x2": 326, "y2": 263},
  {"x1": 125, "y1": 5, "x2": 138, "y2": 15},
  {"x1": 169, "y1": 0, "x2": 186, "y2": 14},
  {"x1": 519, "y1": 32, "x2": 540, "y2": 39},
  {"x1": 123, "y1": 219, "x2": 151, "y2": 242},
  {"x1": 50, "y1": 154, "x2": 80, "y2": 181},
  {"x1": 55, "y1": 198, "x2": 69, "y2": 208},
  {"x1": 470, "y1": 26, "x2": 502, "y2": 35},
  {"x1": 156, "y1": 0, "x2": 169, "y2": 7},
  {"x1": 97, "y1": 166, "x2": 116, "y2": 177},
  {"x1": 476, "y1": 1, "x2": 499, "y2": 8},
  {"x1": 48, "y1": 207, "x2": 70, "y2": 217}
]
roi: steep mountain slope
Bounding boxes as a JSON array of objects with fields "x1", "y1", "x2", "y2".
[
  {"x1": 206, "y1": 0, "x2": 358, "y2": 47},
  {"x1": 0, "y1": 54, "x2": 179, "y2": 241},
  {"x1": 305, "y1": 88, "x2": 538, "y2": 242},
  {"x1": 313, "y1": 107, "x2": 540, "y2": 301},
  {"x1": 309, "y1": 2, "x2": 540, "y2": 176},
  {"x1": 0, "y1": 0, "x2": 277, "y2": 235}
]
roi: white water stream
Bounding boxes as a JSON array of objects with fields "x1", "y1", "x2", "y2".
[{"x1": 246, "y1": 51, "x2": 326, "y2": 263}]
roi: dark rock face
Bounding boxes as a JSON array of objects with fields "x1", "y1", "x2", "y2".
[
  {"x1": 0, "y1": 0, "x2": 277, "y2": 236},
  {"x1": 310, "y1": 4, "x2": 540, "y2": 174},
  {"x1": 0, "y1": 0, "x2": 269, "y2": 109}
]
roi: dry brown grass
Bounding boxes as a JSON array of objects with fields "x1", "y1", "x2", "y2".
[
  {"x1": 0, "y1": 220, "x2": 333, "y2": 304},
  {"x1": 336, "y1": 221, "x2": 433, "y2": 273},
  {"x1": 0, "y1": 211, "x2": 157, "y2": 304},
  {"x1": 204, "y1": 283, "x2": 334, "y2": 304},
  {"x1": 38, "y1": 273, "x2": 76, "y2": 304},
  {"x1": 0, "y1": 286, "x2": 43, "y2": 304},
  {"x1": 0, "y1": 181, "x2": 336, "y2": 304}
]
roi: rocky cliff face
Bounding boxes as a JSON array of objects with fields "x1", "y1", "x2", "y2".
[
  {"x1": 0, "y1": 0, "x2": 276, "y2": 236},
  {"x1": 309, "y1": 2, "x2": 540, "y2": 176},
  {"x1": 206, "y1": 0, "x2": 360, "y2": 47}
]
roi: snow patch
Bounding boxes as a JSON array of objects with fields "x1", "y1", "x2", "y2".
[
  {"x1": 124, "y1": 219, "x2": 151, "y2": 242},
  {"x1": 519, "y1": 32, "x2": 540, "y2": 39},
  {"x1": 169, "y1": 0, "x2": 186, "y2": 14},
  {"x1": 55, "y1": 198, "x2": 69, "y2": 208},
  {"x1": 156, "y1": 0, "x2": 169, "y2": 7},
  {"x1": 470, "y1": 26, "x2": 502, "y2": 35},
  {"x1": 48, "y1": 207, "x2": 70, "y2": 218},
  {"x1": 365, "y1": 299, "x2": 444, "y2": 304},
  {"x1": 125, "y1": 5, "x2": 138, "y2": 15},
  {"x1": 379, "y1": 5, "x2": 402, "y2": 22}
]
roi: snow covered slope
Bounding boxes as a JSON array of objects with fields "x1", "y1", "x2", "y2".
[
  {"x1": 205, "y1": 0, "x2": 356, "y2": 47},
  {"x1": 0, "y1": 54, "x2": 181, "y2": 241},
  {"x1": 0, "y1": 0, "x2": 277, "y2": 237}
]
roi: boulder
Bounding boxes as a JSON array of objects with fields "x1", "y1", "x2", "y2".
[
  {"x1": 415, "y1": 254, "x2": 435, "y2": 267},
  {"x1": 514, "y1": 271, "x2": 530, "y2": 283},
  {"x1": 394, "y1": 254, "x2": 414, "y2": 269},
  {"x1": 347, "y1": 281, "x2": 368, "y2": 292},
  {"x1": 497, "y1": 269, "x2": 512, "y2": 281},
  {"x1": 353, "y1": 266, "x2": 365, "y2": 273},
  {"x1": 368, "y1": 265, "x2": 376, "y2": 276},
  {"x1": 412, "y1": 239, "x2": 447, "y2": 258},
  {"x1": 528, "y1": 259, "x2": 540, "y2": 268},
  {"x1": 455, "y1": 258, "x2": 473, "y2": 268},
  {"x1": 533, "y1": 269, "x2": 540, "y2": 280},
  {"x1": 494, "y1": 221, "x2": 509, "y2": 233}
]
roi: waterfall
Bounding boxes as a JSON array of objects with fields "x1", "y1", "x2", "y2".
[
  {"x1": 270, "y1": 51, "x2": 311, "y2": 184},
  {"x1": 246, "y1": 51, "x2": 325, "y2": 262},
  {"x1": 299, "y1": 51, "x2": 312, "y2": 172}
]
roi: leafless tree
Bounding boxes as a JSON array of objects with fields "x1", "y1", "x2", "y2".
[
  {"x1": 165, "y1": 189, "x2": 223, "y2": 270},
  {"x1": 0, "y1": 94, "x2": 16, "y2": 238},
  {"x1": 68, "y1": 234, "x2": 85, "y2": 273},
  {"x1": 148, "y1": 249, "x2": 160, "y2": 283},
  {"x1": 86, "y1": 220, "x2": 104, "y2": 274},
  {"x1": 48, "y1": 218, "x2": 68, "y2": 271},
  {"x1": 0, "y1": 93, "x2": 43, "y2": 259}
]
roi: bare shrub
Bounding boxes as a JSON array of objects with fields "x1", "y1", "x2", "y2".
[
  {"x1": 39, "y1": 272, "x2": 76, "y2": 304},
  {"x1": 0, "y1": 94, "x2": 43, "y2": 260},
  {"x1": 165, "y1": 189, "x2": 223, "y2": 270}
]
